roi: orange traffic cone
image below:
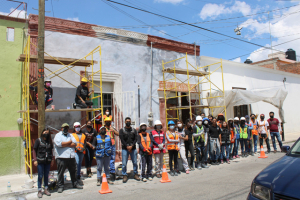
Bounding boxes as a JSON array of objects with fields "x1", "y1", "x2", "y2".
[
  {"x1": 160, "y1": 165, "x2": 171, "y2": 183},
  {"x1": 98, "y1": 173, "x2": 112, "y2": 194},
  {"x1": 258, "y1": 145, "x2": 268, "y2": 158}
]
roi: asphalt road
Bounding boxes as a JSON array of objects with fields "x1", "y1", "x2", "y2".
[{"x1": 23, "y1": 150, "x2": 288, "y2": 200}]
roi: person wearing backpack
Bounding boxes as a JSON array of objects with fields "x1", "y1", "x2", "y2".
[{"x1": 33, "y1": 128, "x2": 54, "y2": 198}]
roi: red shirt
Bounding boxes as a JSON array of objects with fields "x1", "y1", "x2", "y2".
[{"x1": 267, "y1": 118, "x2": 280, "y2": 132}]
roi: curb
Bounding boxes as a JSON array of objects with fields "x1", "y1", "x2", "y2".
[{"x1": 0, "y1": 188, "x2": 37, "y2": 198}]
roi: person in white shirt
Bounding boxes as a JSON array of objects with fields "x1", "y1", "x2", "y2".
[
  {"x1": 177, "y1": 121, "x2": 190, "y2": 174},
  {"x1": 257, "y1": 114, "x2": 271, "y2": 153}
]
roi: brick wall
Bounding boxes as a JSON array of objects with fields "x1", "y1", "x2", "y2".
[{"x1": 255, "y1": 60, "x2": 300, "y2": 75}]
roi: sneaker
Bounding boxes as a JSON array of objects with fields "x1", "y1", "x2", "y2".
[
  {"x1": 229, "y1": 156, "x2": 233, "y2": 160},
  {"x1": 233, "y1": 156, "x2": 236, "y2": 159},
  {"x1": 134, "y1": 174, "x2": 141, "y2": 181},
  {"x1": 57, "y1": 187, "x2": 63, "y2": 193},
  {"x1": 142, "y1": 178, "x2": 147, "y2": 182},
  {"x1": 241, "y1": 153, "x2": 245, "y2": 158},
  {"x1": 201, "y1": 163, "x2": 209, "y2": 168},
  {"x1": 186, "y1": 170, "x2": 189, "y2": 174},
  {"x1": 72, "y1": 103, "x2": 76, "y2": 109},
  {"x1": 170, "y1": 171, "x2": 175, "y2": 176},
  {"x1": 226, "y1": 159, "x2": 230, "y2": 164},
  {"x1": 107, "y1": 179, "x2": 114, "y2": 185},
  {"x1": 148, "y1": 177, "x2": 153, "y2": 181},
  {"x1": 216, "y1": 162, "x2": 220, "y2": 165},
  {"x1": 174, "y1": 171, "x2": 178, "y2": 176},
  {"x1": 236, "y1": 155, "x2": 240, "y2": 158},
  {"x1": 97, "y1": 179, "x2": 101, "y2": 186},
  {"x1": 220, "y1": 159, "x2": 223, "y2": 164},
  {"x1": 190, "y1": 167, "x2": 195, "y2": 171},
  {"x1": 156, "y1": 173, "x2": 161, "y2": 178},
  {"x1": 266, "y1": 151, "x2": 270, "y2": 154},
  {"x1": 73, "y1": 184, "x2": 83, "y2": 189},
  {"x1": 176, "y1": 169, "x2": 181, "y2": 174},
  {"x1": 274, "y1": 150, "x2": 277, "y2": 153},
  {"x1": 211, "y1": 162, "x2": 216, "y2": 165},
  {"x1": 123, "y1": 175, "x2": 128, "y2": 183},
  {"x1": 37, "y1": 191, "x2": 43, "y2": 198},
  {"x1": 77, "y1": 179, "x2": 84, "y2": 186},
  {"x1": 44, "y1": 188, "x2": 51, "y2": 196}
]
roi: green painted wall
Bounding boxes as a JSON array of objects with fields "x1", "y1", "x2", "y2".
[{"x1": 0, "y1": 18, "x2": 27, "y2": 175}]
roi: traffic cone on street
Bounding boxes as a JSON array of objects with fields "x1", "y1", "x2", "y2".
[
  {"x1": 98, "y1": 173, "x2": 112, "y2": 194},
  {"x1": 258, "y1": 146, "x2": 268, "y2": 158},
  {"x1": 160, "y1": 165, "x2": 171, "y2": 183}
]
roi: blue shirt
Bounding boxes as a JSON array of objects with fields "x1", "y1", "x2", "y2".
[{"x1": 54, "y1": 131, "x2": 77, "y2": 159}]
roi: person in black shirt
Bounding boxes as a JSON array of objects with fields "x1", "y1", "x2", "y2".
[
  {"x1": 29, "y1": 77, "x2": 53, "y2": 109},
  {"x1": 209, "y1": 118, "x2": 222, "y2": 165},
  {"x1": 82, "y1": 120, "x2": 98, "y2": 178},
  {"x1": 119, "y1": 117, "x2": 140, "y2": 183},
  {"x1": 220, "y1": 121, "x2": 231, "y2": 164},
  {"x1": 184, "y1": 119, "x2": 195, "y2": 170},
  {"x1": 73, "y1": 77, "x2": 94, "y2": 109},
  {"x1": 33, "y1": 128, "x2": 54, "y2": 198}
]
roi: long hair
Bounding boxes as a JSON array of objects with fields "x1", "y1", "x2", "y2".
[
  {"x1": 221, "y1": 121, "x2": 228, "y2": 130},
  {"x1": 185, "y1": 119, "x2": 192, "y2": 129},
  {"x1": 40, "y1": 128, "x2": 53, "y2": 145}
]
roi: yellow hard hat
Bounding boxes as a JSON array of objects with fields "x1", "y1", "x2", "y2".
[
  {"x1": 104, "y1": 117, "x2": 112, "y2": 122},
  {"x1": 81, "y1": 77, "x2": 88, "y2": 82}
]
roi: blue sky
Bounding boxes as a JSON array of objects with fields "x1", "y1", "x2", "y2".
[{"x1": 2, "y1": 0, "x2": 300, "y2": 62}]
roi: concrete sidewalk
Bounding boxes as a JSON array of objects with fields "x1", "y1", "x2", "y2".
[{"x1": 0, "y1": 132, "x2": 299, "y2": 198}]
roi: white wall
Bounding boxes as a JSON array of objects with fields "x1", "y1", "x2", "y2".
[{"x1": 200, "y1": 56, "x2": 300, "y2": 134}]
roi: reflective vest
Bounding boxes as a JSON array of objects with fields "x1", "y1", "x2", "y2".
[
  {"x1": 139, "y1": 133, "x2": 152, "y2": 155},
  {"x1": 251, "y1": 121, "x2": 258, "y2": 135},
  {"x1": 36, "y1": 138, "x2": 53, "y2": 164},
  {"x1": 106, "y1": 127, "x2": 115, "y2": 145},
  {"x1": 166, "y1": 131, "x2": 179, "y2": 151},
  {"x1": 95, "y1": 135, "x2": 112, "y2": 158},
  {"x1": 230, "y1": 128, "x2": 235, "y2": 143},
  {"x1": 234, "y1": 125, "x2": 240, "y2": 140},
  {"x1": 103, "y1": 115, "x2": 112, "y2": 121},
  {"x1": 72, "y1": 133, "x2": 86, "y2": 154},
  {"x1": 195, "y1": 126, "x2": 205, "y2": 144},
  {"x1": 240, "y1": 126, "x2": 248, "y2": 139},
  {"x1": 152, "y1": 130, "x2": 166, "y2": 154}
]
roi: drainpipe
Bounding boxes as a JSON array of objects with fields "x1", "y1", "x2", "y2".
[{"x1": 150, "y1": 42, "x2": 153, "y2": 113}]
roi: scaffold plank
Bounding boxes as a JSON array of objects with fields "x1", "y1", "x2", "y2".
[
  {"x1": 18, "y1": 108, "x2": 96, "y2": 113},
  {"x1": 17, "y1": 54, "x2": 97, "y2": 66},
  {"x1": 167, "y1": 105, "x2": 209, "y2": 110},
  {"x1": 162, "y1": 68, "x2": 209, "y2": 76}
]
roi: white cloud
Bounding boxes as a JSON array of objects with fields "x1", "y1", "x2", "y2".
[
  {"x1": 67, "y1": 17, "x2": 80, "y2": 22},
  {"x1": 155, "y1": 0, "x2": 184, "y2": 4},
  {"x1": 0, "y1": 8, "x2": 26, "y2": 19},
  {"x1": 199, "y1": 1, "x2": 251, "y2": 20},
  {"x1": 233, "y1": 57, "x2": 241, "y2": 62}
]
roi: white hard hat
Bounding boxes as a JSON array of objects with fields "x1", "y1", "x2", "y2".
[
  {"x1": 140, "y1": 122, "x2": 147, "y2": 127},
  {"x1": 73, "y1": 122, "x2": 81, "y2": 127},
  {"x1": 196, "y1": 116, "x2": 203, "y2": 121},
  {"x1": 154, "y1": 120, "x2": 162, "y2": 126},
  {"x1": 228, "y1": 118, "x2": 233, "y2": 121},
  {"x1": 44, "y1": 77, "x2": 51, "y2": 82},
  {"x1": 234, "y1": 117, "x2": 239, "y2": 121},
  {"x1": 240, "y1": 117, "x2": 246, "y2": 121}
]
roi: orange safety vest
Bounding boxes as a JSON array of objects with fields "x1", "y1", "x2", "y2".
[
  {"x1": 103, "y1": 115, "x2": 112, "y2": 121},
  {"x1": 72, "y1": 133, "x2": 86, "y2": 154},
  {"x1": 139, "y1": 133, "x2": 152, "y2": 155},
  {"x1": 252, "y1": 120, "x2": 258, "y2": 136},
  {"x1": 230, "y1": 128, "x2": 235, "y2": 143},
  {"x1": 166, "y1": 131, "x2": 179, "y2": 151},
  {"x1": 106, "y1": 127, "x2": 115, "y2": 145}
]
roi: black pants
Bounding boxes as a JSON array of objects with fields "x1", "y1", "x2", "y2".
[
  {"x1": 141, "y1": 154, "x2": 152, "y2": 178},
  {"x1": 185, "y1": 142, "x2": 194, "y2": 167},
  {"x1": 84, "y1": 146, "x2": 94, "y2": 168},
  {"x1": 196, "y1": 145, "x2": 207, "y2": 164},
  {"x1": 247, "y1": 139, "x2": 253, "y2": 153},
  {"x1": 56, "y1": 158, "x2": 78, "y2": 188},
  {"x1": 168, "y1": 150, "x2": 178, "y2": 171},
  {"x1": 259, "y1": 134, "x2": 271, "y2": 152},
  {"x1": 76, "y1": 100, "x2": 93, "y2": 108}
]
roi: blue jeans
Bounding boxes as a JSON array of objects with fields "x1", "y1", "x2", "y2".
[
  {"x1": 209, "y1": 139, "x2": 220, "y2": 161},
  {"x1": 253, "y1": 135, "x2": 258, "y2": 152},
  {"x1": 37, "y1": 163, "x2": 51, "y2": 190},
  {"x1": 122, "y1": 149, "x2": 138, "y2": 176},
  {"x1": 233, "y1": 138, "x2": 239, "y2": 156},
  {"x1": 75, "y1": 152, "x2": 84, "y2": 178},
  {"x1": 220, "y1": 144, "x2": 231, "y2": 160},
  {"x1": 84, "y1": 147, "x2": 94, "y2": 168},
  {"x1": 270, "y1": 132, "x2": 283, "y2": 151},
  {"x1": 110, "y1": 145, "x2": 116, "y2": 173},
  {"x1": 96, "y1": 157, "x2": 110, "y2": 179}
]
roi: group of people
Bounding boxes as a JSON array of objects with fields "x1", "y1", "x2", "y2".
[{"x1": 33, "y1": 110, "x2": 283, "y2": 198}]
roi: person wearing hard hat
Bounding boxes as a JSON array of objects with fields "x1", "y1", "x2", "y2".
[
  {"x1": 217, "y1": 113, "x2": 225, "y2": 128},
  {"x1": 72, "y1": 122, "x2": 86, "y2": 184},
  {"x1": 193, "y1": 116, "x2": 206, "y2": 169},
  {"x1": 202, "y1": 117, "x2": 210, "y2": 168},
  {"x1": 104, "y1": 117, "x2": 119, "y2": 182},
  {"x1": 92, "y1": 126, "x2": 114, "y2": 186},
  {"x1": 209, "y1": 118, "x2": 222, "y2": 165},
  {"x1": 73, "y1": 77, "x2": 94, "y2": 109},
  {"x1": 232, "y1": 117, "x2": 240, "y2": 159},
  {"x1": 177, "y1": 120, "x2": 190, "y2": 174},
  {"x1": 54, "y1": 123, "x2": 83, "y2": 193},
  {"x1": 138, "y1": 123, "x2": 154, "y2": 182},
  {"x1": 166, "y1": 121, "x2": 180, "y2": 176},
  {"x1": 103, "y1": 108, "x2": 113, "y2": 121},
  {"x1": 258, "y1": 114, "x2": 271, "y2": 154},
  {"x1": 29, "y1": 77, "x2": 54, "y2": 109},
  {"x1": 240, "y1": 117, "x2": 250, "y2": 157},
  {"x1": 151, "y1": 120, "x2": 166, "y2": 178}
]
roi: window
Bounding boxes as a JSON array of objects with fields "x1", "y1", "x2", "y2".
[
  {"x1": 93, "y1": 93, "x2": 113, "y2": 114},
  {"x1": 232, "y1": 87, "x2": 249, "y2": 118},
  {"x1": 6, "y1": 27, "x2": 14, "y2": 42}
]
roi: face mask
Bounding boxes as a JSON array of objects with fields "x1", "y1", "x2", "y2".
[
  {"x1": 141, "y1": 128, "x2": 146, "y2": 132},
  {"x1": 156, "y1": 125, "x2": 162, "y2": 130},
  {"x1": 63, "y1": 127, "x2": 69, "y2": 134},
  {"x1": 43, "y1": 133, "x2": 50, "y2": 139},
  {"x1": 261, "y1": 117, "x2": 264, "y2": 120},
  {"x1": 45, "y1": 82, "x2": 51, "y2": 87},
  {"x1": 197, "y1": 121, "x2": 202, "y2": 126},
  {"x1": 178, "y1": 124, "x2": 182, "y2": 128},
  {"x1": 106, "y1": 112, "x2": 109, "y2": 115},
  {"x1": 105, "y1": 122, "x2": 111, "y2": 127},
  {"x1": 169, "y1": 125, "x2": 175, "y2": 130},
  {"x1": 251, "y1": 117, "x2": 255, "y2": 119},
  {"x1": 126, "y1": 122, "x2": 131, "y2": 127},
  {"x1": 75, "y1": 127, "x2": 81, "y2": 132},
  {"x1": 204, "y1": 121, "x2": 208, "y2": 125},
  {"x1": 100, "y1": 130, "x2": 106, "y2": 135},
  {"x1": 270, "y1": 115, "x2": 274, "y2": 118},
  {"x1": 241, "y1": 121, "x2": 245, "y2": 125},
  {"x1": 82, "y1": 82, "x2": 87, "y2": 86},
  {"x1": 87, "y1": 125, "x2": 92, "y2": 128}
]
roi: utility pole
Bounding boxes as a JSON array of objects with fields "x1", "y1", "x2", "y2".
[{"x1": 37, "y1": 0, "x2": 45, "y2": 137}]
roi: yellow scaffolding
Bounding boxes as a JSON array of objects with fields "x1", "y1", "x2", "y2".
[
  {"x1": 20, "y1": 36, "x2": 104, "y2": 178},
  {"x1": 162, "y1": 53, "x2": 226, "y2": 126}
]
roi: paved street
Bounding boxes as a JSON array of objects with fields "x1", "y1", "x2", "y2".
[{"x1": 21, "y1": 148, "x2": 290, "y2": 200}]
